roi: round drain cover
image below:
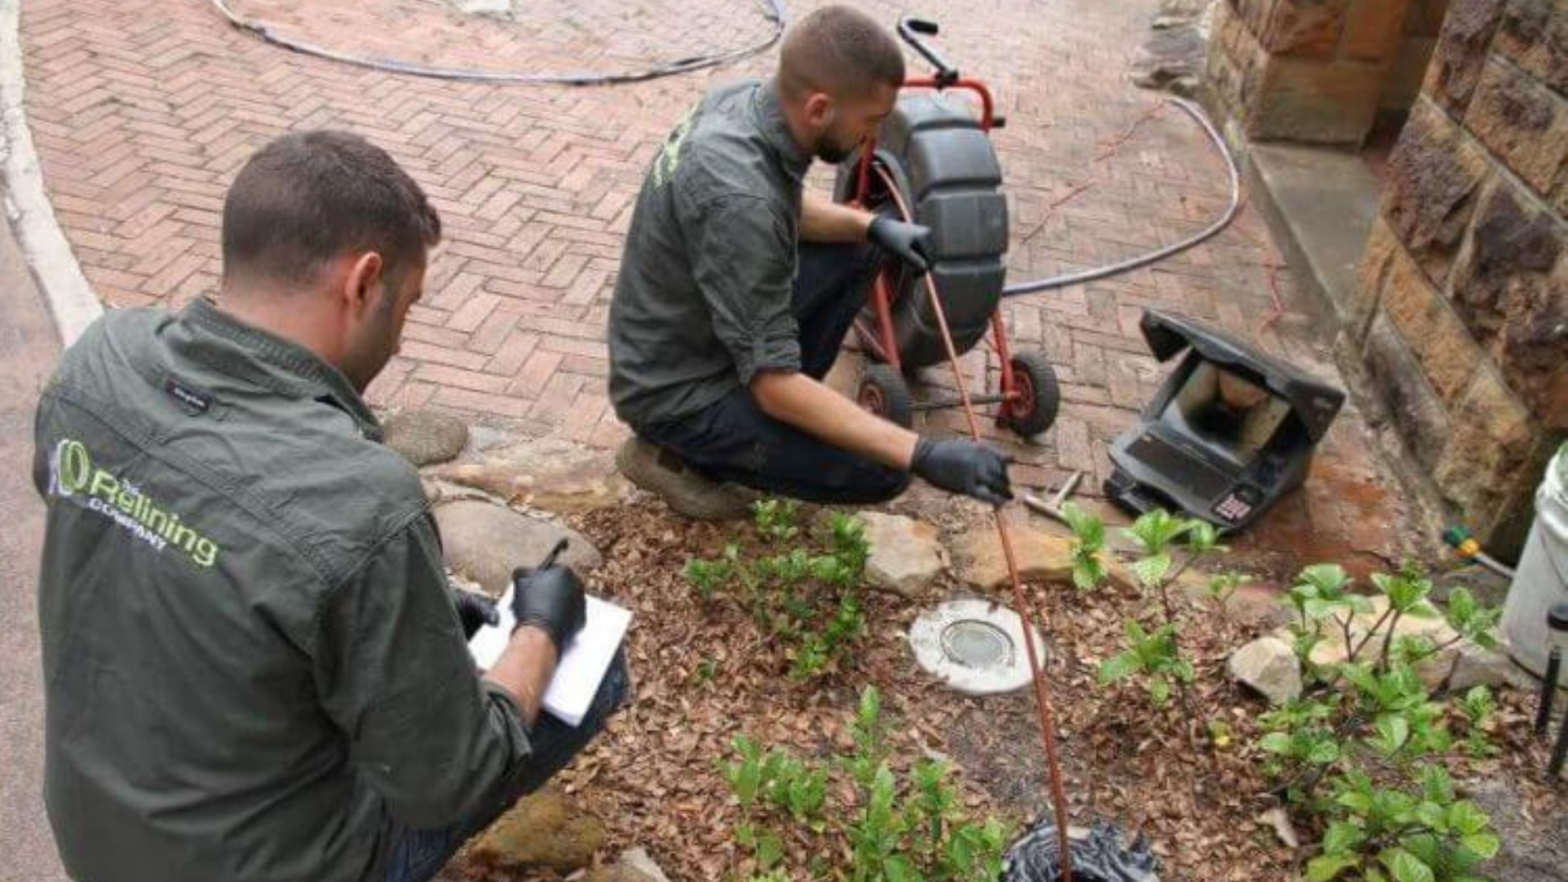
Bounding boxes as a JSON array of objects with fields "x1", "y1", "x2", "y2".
[{"x1": 909, "y1": 598, "x2": 1047, "y2": 695}]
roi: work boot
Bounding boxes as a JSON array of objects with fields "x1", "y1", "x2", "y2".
[{"x1": 615, "y1": 437, "x2": 755, "y2": 521}]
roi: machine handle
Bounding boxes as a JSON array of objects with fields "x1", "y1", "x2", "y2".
[{"x1": 898, "y1": 16, "x2": 959, "y2": 86}]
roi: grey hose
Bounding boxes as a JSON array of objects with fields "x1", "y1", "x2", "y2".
[
  {"x1": 1002, "y1": 96, "x2": 1241, "y2": 298},
  {"x1": 207, "y1": 0, "x2": 787, "y2": 86}
]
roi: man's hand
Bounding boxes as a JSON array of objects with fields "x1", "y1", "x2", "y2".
[
  {"x1": 508, "y1": 565, "x2": 587, "y2": 654},
  {"x1": 910, "y1": 437, "x2": 1014, "y2": 506},
  {"x1": 868, "y1": 217, "x2": 933, "y2": 273},
  {"x1": 453, "y1": 589, "x2": 500, "y2": 639}
]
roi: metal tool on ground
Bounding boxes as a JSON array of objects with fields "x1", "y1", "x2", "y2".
[
  {"x1": 1104, "y1": 310, "x2": 1345, "y2": 531},
  {"x1": 1444, "y1": 526, "x2": 1517, "y2": 580},
  {"x1": 1537, "y1": 603, "x2": 1568, "y2": 739},
  {"x1": 848, "y1": 19, "x2": 1078, "y2": 878},
  {"x1": 1023, "y1": 471, "x2": 1085, "y2": 526}
]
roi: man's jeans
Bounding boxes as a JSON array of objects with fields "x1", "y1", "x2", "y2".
[
  {"x1": 381, "y1": 651, "x2": 631, "y2": 882},
  {"x1": 636, "y1": 241, "x2": 912, "y2": 505}
]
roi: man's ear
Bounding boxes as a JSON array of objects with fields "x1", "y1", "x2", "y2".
[
  {"x1": 342, "y1": 251, "x2": 385, "y2": 317},
  {"x1": 803, "y1": 92, "x2": 836, "y2": 129}
]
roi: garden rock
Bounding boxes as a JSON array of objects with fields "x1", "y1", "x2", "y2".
[
  {"x1": 859, "y1": 511, "x2": 947, "y2": 598},
  {"x1": 1228, "y1": 636, "x2": 1302, "y2": 705},
  {"x1": 956, "y1": 519, "x2": 1074, "y2": 590},
  {"x1": 433, "y1": 500, "x2": 600, "y2": 596},
  {"x1": 435, "y1": 438, "x2": 629, "y2": 514},
  {"x1": 382, "y1": 410, "x2": 468, "y2": 467},
  {"x1": 468, "y1": 788, "x2": 605, "y2": 874},
  {"x1": 1272, "y1": 595, "x2": 1477, "y2": 688},
  {"x1": 1466, "y1": 778, "x2": 1568, "y2": 882}
]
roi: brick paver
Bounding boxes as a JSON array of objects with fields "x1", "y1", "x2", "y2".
[{"x1": 18, "y1": 0, "x2": 1425, "y2": 574}]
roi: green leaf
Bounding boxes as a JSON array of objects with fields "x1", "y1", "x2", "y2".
[
  {"x1": 1259, "y1": 732, "x2": 1293, "y2": 754},
  {"x1": 1448, "y1": 801, "x2": 1490, "y2": 836},
  {"x1": 1306, "y1": 853, "x2": 1362, "y2": 882},
  {"x1": 1131, "y1": 552, "x2": 1172, "y2": 589},
  {"x1": 1099, "y1": 650, "x2": 1142, "y2": 684},
  {"x1": 1372, "y1": 714, "x2": 1411, "y2": 754},
  {"x1": 1060, "y1": 501, "x2": 1104, "y2": 549},
  {"x1": 1307, "y1": 739, "x2": 1341, "y2": 765},
  {"x1": 1322, "y1": 821, "x2": 1365, "y2": 855},
  {"x1": 1460, "y1": 833, "x2": 1500, "y2": 860},
  {"x1": 1148, "y1": 674, "x2": 1171, "y2": 706},
  {"x1": 1381, "y1": 848, "x2": 1435, "y2": 882}
]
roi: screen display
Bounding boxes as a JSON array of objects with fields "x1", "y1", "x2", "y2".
[{"x1": 1159, "y1": 362, "x2": 1290, "y2": 469}]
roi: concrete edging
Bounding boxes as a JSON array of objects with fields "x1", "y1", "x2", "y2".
[{"x1": 0, "y1": 0, "x2": 102, "y2": 347}]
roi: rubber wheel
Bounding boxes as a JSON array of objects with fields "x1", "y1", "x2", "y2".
[
  {"x1": 858, "y1": 363, "x2": 914, "y2": 429},
  {"x1": 1000, "y1": 351, "x2": 1060, "y2": 439}
]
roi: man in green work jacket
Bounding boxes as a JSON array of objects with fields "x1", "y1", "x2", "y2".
[
  {"x1": 609, "y1": 6, "x2": 1014, "y2": 519},
  {"x1": 31, "y1": 130, "x2": 627, "y2": 882}
]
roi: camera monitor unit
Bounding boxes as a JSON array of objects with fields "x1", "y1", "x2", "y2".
[{"x1": 1105, "y1": 310, "x2": 1346, "y2": 531}]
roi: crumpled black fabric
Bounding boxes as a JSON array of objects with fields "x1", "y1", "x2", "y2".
[{"x1": 1003, "y1": 818, "x2": 1161, "y2": 882}]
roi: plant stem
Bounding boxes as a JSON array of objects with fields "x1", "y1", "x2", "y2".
[
  {"x1": 1349, "y1": 605, "x2": 1396, "y2": 662},
  {"x1": 1378, "y1": 610, "x2": 1405, "y2": 672}
]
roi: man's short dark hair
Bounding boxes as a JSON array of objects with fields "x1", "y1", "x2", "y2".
[
  {"x1": 221, "y1": 130, "x2": 441, "y2": 287},
  {"x1": 779, "y1": 6, "x2": 905, "y2": 99}
]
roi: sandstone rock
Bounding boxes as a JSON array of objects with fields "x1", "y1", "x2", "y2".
[
  {"x1": 617, "y1": 848, "x2": 673, "y2": 882},
  {"x1": 1445, "y1": 640, "x2": 1521, "y2": 691},
  {"x1": 1252, "y1": 56, "x2": 1385, "y2": 144},
  {"x1": 1445, "y1": 178, "x2": 1566, "y2": 429},
  {"x1": 1271, "y1": 594, "x2": 1483, "y2": 688},
  {"x1": 1256, "y1": 0, "x2": 1351, "y2": 58},
  {"x1": 1376, "y1": 231, "x2": 1482, "y2": 404},
  {"x1": 1382, "y1": 100, "x2": 1489, "y2": 287},
  {"x1": 1228, "y1": 636, "x2": 1303, "y2": 705},
  {"x1": 1426, "y1": 0, "x2": 1507, "y2": 114},
  {"x1": 1431, "y1": 368, "x2": 1541, "y2": 524},
  {"x1": 955, "y1": 519, "x2": 1074, "y2": 590},
  {"x1": 1496, "y1": 0, "x2": 1568, "y2": 95},
  {"x1": 433, "y1": 500, "x2": 601, "y2": 596},
  {"x1": 1466, "y1": 778, "x2": 1568, "y2": 882},
  {"x1": 469, "y1": 789, "x2": 605, "y2": 873},
  {"x1": 1131, "y1": 25, "x2": 1207, "y2": 96},
  {"x1": 1362, "y1": 312, "x2": 1452, "y2": 470},
  {"x1": 1342, "y1": 0, "x2": 1409, "y2": 59},
  {"x1": 435, "y1": 438, "x2": 630, "y2": 514},
  {"x1": 859, "y1": 511, "x2": 947, "y2": 598},
  {"x1": 1465, "y1": 58, "x2": 1568, "y2": 200},
  {"x1": 382, "y1": 410, "x2": 468, "y2": 467}
]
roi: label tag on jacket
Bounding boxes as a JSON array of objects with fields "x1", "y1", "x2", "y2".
[{"x1": 164, "y1": 377, "x2": 214, "y2": 415}]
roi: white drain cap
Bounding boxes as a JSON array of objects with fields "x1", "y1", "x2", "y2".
[{"x1": 908, "y1": 598, "x2": 1046, "y2": 695}]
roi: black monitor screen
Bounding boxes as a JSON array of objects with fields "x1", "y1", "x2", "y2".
[{"x1": 1158, "y1": 362, "x2": 1290, "y2": 469}]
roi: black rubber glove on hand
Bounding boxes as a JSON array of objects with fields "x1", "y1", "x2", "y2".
[
  {"x1": 910, "y1": 437, "x2": 1014, "y2": 506},
  {"x1": 509, "y1": 565, "x2": 588, "y2": 654},
  {"x1": 868, "y1": 217, "x2": 933, "y2": 274},
  {"x1": 453, "y1": 589, "x2": 500, "y2": 640}
]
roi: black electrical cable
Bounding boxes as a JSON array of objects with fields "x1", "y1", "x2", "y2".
[{"x1": 207, "y1": 0, "x2": 787, "y2": 86}]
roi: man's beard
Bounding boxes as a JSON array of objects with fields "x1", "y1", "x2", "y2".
[{"x1": 815, "y1": 133, "x2": 856, "y2": 165}]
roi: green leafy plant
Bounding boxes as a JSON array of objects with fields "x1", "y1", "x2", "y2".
[
  {"x1": 1255, "y1": 561, "x2": 1506, "y2": 882},
  {"x1": 1060, "y1": 501, "x2": 1108, "y2": 592},
  {"x1": 721, "y1": 687, "x2": 1011, "y2": 882},
  {"x1": 684, "y1": 502, "x2": 869, "y2": 679},
  {"x1": 1098, "y1": 619, "x2": 1194, "y2": 707}
]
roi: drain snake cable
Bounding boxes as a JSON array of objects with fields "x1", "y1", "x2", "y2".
[
  {"x1": 877, "y1": 162, "x2": 1078, "y2": 882},
  {"x1": 206, "y1": 0, "x2": 787, "y2": 86}
]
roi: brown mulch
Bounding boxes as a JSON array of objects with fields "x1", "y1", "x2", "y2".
[{"x1": 455, "y1": 500, "x2": 1566, "y2": 882}]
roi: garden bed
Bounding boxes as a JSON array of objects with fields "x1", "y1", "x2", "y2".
[{"x1": 452, "y1": 499, "x2": 1567, "y2": 882}]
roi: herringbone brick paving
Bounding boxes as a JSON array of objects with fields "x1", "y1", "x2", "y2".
[{"x1": 18, "y1": 0, "x2": 1421, "y2": 571}]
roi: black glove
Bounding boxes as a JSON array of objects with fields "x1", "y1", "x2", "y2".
[
  {"x1": 910, "y1": 437, "x2": 1014, "y2": 506},
  {"x1": 509, "y1": 565, "x2": 588, "y2": 654},
  {"x1": 868, "y1": 217, "x2": 933, "y2": 274},
  {"x1": 452, "y1": 589, "x2": 500, "y2": 639}
]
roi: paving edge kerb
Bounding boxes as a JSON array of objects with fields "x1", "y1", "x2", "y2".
[{"x1": 0, "y1": 0, "x2": 103, "y2": 346}]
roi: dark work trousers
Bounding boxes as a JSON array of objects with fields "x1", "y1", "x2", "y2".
[
  {"x1": 636, "y1": 241, "x2": 912, "y2": 505},
  {"x1": 379, "y1": 651, "x2": 631, "y2": 882}
]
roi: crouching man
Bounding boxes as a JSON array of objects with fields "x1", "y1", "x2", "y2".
[{"x1": 32, "y1": 130, "x2": 627, "y2": 882}]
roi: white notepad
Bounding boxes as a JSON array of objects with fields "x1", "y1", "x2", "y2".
[{"x1": 468, "y1": 591, "x2": 632, "y2": 727}]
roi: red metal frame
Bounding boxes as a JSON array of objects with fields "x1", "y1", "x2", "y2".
[{"x1": 849, "y1": 77, "x2": 1024, "y2": 424}]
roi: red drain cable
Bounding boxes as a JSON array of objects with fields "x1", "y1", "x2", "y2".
[{"x1": 875, "y1": 165, "x2": 1076, "y2": 882}]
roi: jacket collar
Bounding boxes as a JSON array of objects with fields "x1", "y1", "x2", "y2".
[
  {"x1": 178, "y1": 297, "x2": 383, "y2": 440},
  {"x1": 754, "y1": 78, "x2": 813, "y2": 181}
]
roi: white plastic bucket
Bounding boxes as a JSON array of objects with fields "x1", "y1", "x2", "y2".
[{"x1": 1503, "y1": 445, "x2": 1568, "y2": 686}]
